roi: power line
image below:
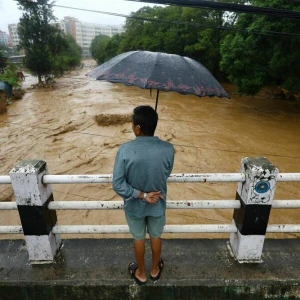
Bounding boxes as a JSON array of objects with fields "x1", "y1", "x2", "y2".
[
  {"x1": 128, "y1": 0, "x2": 300, "y2": 20},
  {"x1": 52, "y1": 4, "x2": 300, "y2": 37},
  {"x1": 14, "y1": 0, "x2": 300, "y2": 38}
]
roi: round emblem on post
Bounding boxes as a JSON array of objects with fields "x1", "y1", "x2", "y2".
[{"x1": 255, "y1": 181, "x2": 270, "y2": 193}]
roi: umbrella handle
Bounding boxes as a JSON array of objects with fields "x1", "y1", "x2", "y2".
[{"x1": 155, "y1": 89, "x2": 160, "y2": 112}]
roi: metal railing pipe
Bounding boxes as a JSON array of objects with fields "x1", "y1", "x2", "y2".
[
  {"x1": 52, "y1": 225, "x2": 129, "y2": 234},
  {"x1": 0, "y1": 176, "x2": 11, "y2": 184},
  {"x1": 42, "y1": 173, "x2": 247, "y2": 184},
  {"x1": 1, "y1": 173, "x2": 300, "y2": 185},
  {"x1": 168, "y1": 173, "x2": 245, "y2": 182},
  {"x1": 48, "y1": 200, "x2": 241, "y2": 210},
  {"x1": 167, "y1": 200, "x2": 240, "y2": 209},
  {"x1": 43, "y1": 174, "x2": 113, "y2": 184},
  {"x1": 277, "y1": 173, "x2": 300, "y2": 182},
  {"x1": 272, "y1": 200, "x2": 300, "y2": 208},
  {"x1": 51, "y1": 224, "x2": 300, "y2": 234},
  {"x1": 165, "y1": 224, "x2": 237, "y2": 233},
  {"x1": 45, "y1": 199, "x2": 300, "y2": 210},
  {"x1": 52, "y1": 224, "x2": 238, "y2": 234},
  {"x1": 48, "y1": 201, "x2": 123, "y2": 210},
  {"x1": 0, "y1": 203, "x2": 17, "y2": 210},
  {"x1": 267, "y1": 225, "x2": 300, "y2": 233},
  {"x1": 0, "y1": 226, "x2": 23, "y2": 234},
  {"x1": 1, "y1": 224, "x2": 300, "y2": 234},
  {"x1": 1, "y1": 200, "x2": 300, "y2": 211}
]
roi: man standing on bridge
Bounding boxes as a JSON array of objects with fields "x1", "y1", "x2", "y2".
[{"x1": 113, "y1": 105, "x2": 174, "y2": 285}]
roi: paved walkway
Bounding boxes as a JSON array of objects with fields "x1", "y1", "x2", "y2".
[{"x1": 0, "y1": 238, "x2": 299, "y2": 299}]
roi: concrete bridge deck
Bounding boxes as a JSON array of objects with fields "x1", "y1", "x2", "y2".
[{"x1": 0, "y1": 238, "x2": 299, "y2": 300}]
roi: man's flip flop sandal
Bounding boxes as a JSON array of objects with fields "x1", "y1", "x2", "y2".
[
  {"x1": 128, "y1": 262, "x2": 147, "y2": 286},
  {"x1": 150, "y1": 257, "x2": 164, "y2": 281}
]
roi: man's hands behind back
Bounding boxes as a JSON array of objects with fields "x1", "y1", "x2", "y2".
[{"x1": 146, "y1": 191, "x2": 164, "y2": 204}]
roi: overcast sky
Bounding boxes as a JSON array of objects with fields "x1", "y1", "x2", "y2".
[{"x1": 0, "y1": 0, "x2": 161, "y2": 33}]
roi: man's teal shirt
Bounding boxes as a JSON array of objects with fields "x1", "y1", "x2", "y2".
[{"x1": 113, "y1": 136, "x2": 174, "y2": 218}]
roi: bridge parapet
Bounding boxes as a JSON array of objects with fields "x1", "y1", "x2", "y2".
[{"x1": 0, "y1": 157, "x2": 300, "y2": 265}]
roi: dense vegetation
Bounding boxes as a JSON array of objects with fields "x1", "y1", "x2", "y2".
[
  {"x1": 90, "y1": 34, "x2": 111, "y2": 65},
  {"x1": 17, "y1": 0, "x2": 82, "y2": 83},
  {"x1": 52, "y1": 35, "x2": 82, "y2": 76},
  {"x1": 220, "y1": 0, "x2": 300, "y2": 95},
  {"x1": 90, "y1": 1, "x2": 300, "y2": 97},
  {"x1": 0, "y1": 63, "x2": 19, "y2": 87},
  {"x1": 0, "y1": 45, "x2": 19, "y2": 87}
]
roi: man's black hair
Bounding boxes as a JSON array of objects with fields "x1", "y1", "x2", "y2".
[{"x1": 132, "y1": 105, "x2": 158, "y2": 136}]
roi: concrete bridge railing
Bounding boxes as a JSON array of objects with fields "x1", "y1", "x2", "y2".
[{"x1": 0, "y1": 157, "x2": 299, "y2": 264}]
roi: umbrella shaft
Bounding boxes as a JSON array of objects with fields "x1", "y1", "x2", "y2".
[{"x1": 155, "y1": 89, "x2": 160, "y2": 111}]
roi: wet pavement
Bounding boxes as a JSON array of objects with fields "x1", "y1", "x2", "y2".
[{"x1": 0, "y1": 238, "x2": 299, "y2": 299}]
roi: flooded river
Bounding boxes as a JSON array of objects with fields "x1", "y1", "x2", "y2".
[{"x1": 1, "y1": 60, "x2": 299, "y2": 239}]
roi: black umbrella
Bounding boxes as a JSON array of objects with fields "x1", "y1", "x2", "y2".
[{"x1": 87, "y1": 51, "x2": 229, "y2": 111}]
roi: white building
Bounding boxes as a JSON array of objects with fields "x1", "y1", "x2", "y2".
[
  {"x1": 7, "y1": 17, "x2": 124, "y2": 57},
  {"x1": 8, "y1": 24, "x2": 20, "y2": 46},
  {"x1": 0, "y1": 30, "x2": 9, "y2": 45},
  {"x1": 60, "y1": 17, "x2": 124, "y2": 57}
]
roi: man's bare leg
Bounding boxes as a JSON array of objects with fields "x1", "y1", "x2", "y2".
[
  {"x1": 150, "y1": 237, "x2": 161, "y2": 277},
  {"x1": 133, "y1": 239, "x2": 147, "y2": 282}
]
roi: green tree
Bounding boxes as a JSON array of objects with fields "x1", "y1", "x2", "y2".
[
  {"x1": 105, "y1": 33, "x2": 125, "y2": 61},
  {"x1": 121, "y1": 6, "x2": 184, "y2": 54},
  {"x1": 53, "y1": 35, "x2": 82, "y2": 75},
  {"x1": 90, "y1": 34, "x2": 111, "y2": 64},
  {"x1": 17, "y1": 0, "x2": 67, "y2": 83},
  {"x1": 220, "y1": 0, "x2": 300, "y2": 95},
  {"x1": 179, "y1": 7, "x2": 226, "y2": 78},
  {"x1": 119, "y1": 5, "x2": 236, "y2": 79}
]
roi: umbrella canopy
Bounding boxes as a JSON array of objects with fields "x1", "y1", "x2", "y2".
[{"x1": 87, "y1": 51, "x2": 229, "y2": 110}]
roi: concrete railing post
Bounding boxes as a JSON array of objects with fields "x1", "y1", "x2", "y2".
[
  {"x1": 230, "y1": 157, "x2": 279, "y2": 262},
  {"x1": 9, "y1": 160, "x2": 61, "y2": 263}
]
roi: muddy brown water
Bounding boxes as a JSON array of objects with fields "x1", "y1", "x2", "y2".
[{"x1": 0, "y1": 60, "x2": 299, "y2": 240}]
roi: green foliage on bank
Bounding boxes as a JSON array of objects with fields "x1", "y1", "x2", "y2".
[
  {"x1": 0, "y1": 63, "x2": 19, "y2": 87},
  {"x1": 91, "y1": 6, "x2": 228, "y2": 80},
  {"x1": 0, "y1": 45, "x2": 20, "y2": 86},
  {"x1": 17, "y1": 0, "x2": 82, "y2": 83},
  {"x1": 220, "y1": 0, "x2": 300, "y2": 95},
  {"x1": 90, "y1": 1, "x2": 300, "y2": 97}
]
